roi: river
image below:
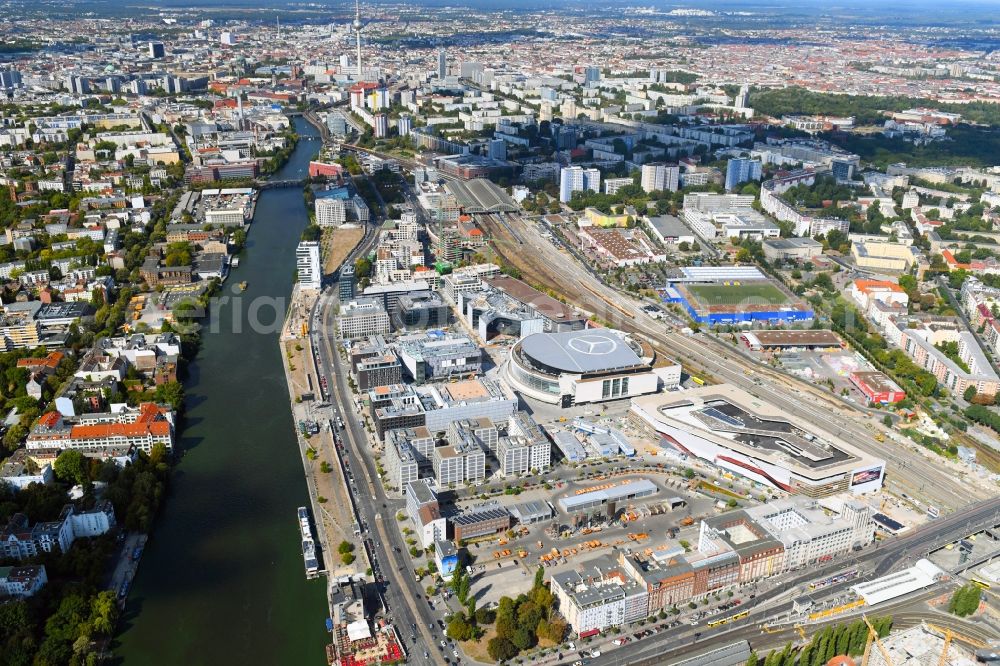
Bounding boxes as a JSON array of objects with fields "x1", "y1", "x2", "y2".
[{"x1": 114, "y1": 117, "x2": 329, "y2": 664}]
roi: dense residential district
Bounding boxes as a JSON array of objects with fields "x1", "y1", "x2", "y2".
[{"x1": 4, "y1": 2, "x2": 1000, "y2": 666}]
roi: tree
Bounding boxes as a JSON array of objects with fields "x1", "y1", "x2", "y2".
[
  {"x1": 487, "y1": 637, "x2": 518, "y2": 662},
  {"x1": 465, "y1": 595, "x2": 477, "y2": 621},
  {"x1": 964, "y1": 385, "x2": 977, "y2": 402},
  {"x1": 812, "y1": 272, "x2": 834, "y2": 292},
  {"x1": 153, "y1": 381, "x2": 185, "y2": 411},
  {"x1": 89, "y1": 591, "x2": 119, "y2": 635},
  {"x1": 338, "y1": 541, "x2": 354, "y2": 555},
  {"x1": 54, "y1": 449, "x2": 89, "y2": 485},
  {"x1": 533, "y1": 566, "x2": 545, "y2": 590},
  {"x1": 949, "y1": 584, "x2": 982, "y2": 617},
  {"x1": 511, "y1": 626, "x2": 536, "y2": 651},
  {"x1": 447, "y1": 614, "x2": 475, "y2": 641},
  {"x1": 546, "y1": 617, "x2": 567, "y2": 643}
]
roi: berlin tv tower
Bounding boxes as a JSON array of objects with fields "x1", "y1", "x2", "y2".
[{"x1": 353, "y1": 0, "x2": 364, "y2": 80}]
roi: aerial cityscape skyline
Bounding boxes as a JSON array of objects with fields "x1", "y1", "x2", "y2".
[{"x1": 1, "y1": 1, "x2": 1000, "y2": 666}]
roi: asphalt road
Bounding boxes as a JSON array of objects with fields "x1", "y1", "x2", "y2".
[
  {"x1": 584, "y1": 494, "x2": 1000, "y2": 666},
  {"x1": 314, "y1": 291, "x2": 447, "y2": 666},
  {"x1": 594, "y1": 587, "x2": 988, "y2": 666}
]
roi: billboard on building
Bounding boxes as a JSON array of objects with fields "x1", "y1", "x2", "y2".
[{"x1": 851, "y1": 467, "x2": 882, "y2": 487}]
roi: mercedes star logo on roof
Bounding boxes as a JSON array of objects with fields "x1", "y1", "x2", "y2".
[{"x1": 567, "y1": 334, "x2": 617, "y2": 355}]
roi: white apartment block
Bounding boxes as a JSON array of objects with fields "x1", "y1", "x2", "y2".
[
  {"x1": 315, "y1": 197, "x2": 347, "y2": 227},
  {"x1": 296, "y1": 241, "x2": 322, "y2": 291},
  {"x1": 604, "y1": 177, "x2": 634, "y2": 195},
  {"x1": 560, "y1": 166, "x2": 601, "y2": 203},
  {"x1": 640, "y1": 163, "x2": 679, "y2": 193}
]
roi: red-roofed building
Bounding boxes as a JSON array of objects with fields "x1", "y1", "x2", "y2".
[
  {"x1": 26, "y1": 403, "x2": 174, "y2": 457},
  {"x1": 849, "y1": 279, "x2": 909, "y2": 310},
  {"x1": 17, "y1": 352, "x2": 64, "y2": 375},
  {"x1": 308, "y1": 161, "x2": 345, "y2": 179},
  {"x1": 942, "y1": 249, "x2": 985, "y2": 272}
]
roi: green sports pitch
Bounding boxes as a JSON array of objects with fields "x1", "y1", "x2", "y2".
[{"x1": 685, "y1": 282, "x2": 790, "y2": 306}]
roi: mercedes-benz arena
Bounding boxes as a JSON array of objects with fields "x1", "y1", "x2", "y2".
[
  {"x1": 503, "y1": 329, "x2": 661, "y2": 407},
  {"x1": 630, "y1": 384, "x2": 885, "y2": 498}
]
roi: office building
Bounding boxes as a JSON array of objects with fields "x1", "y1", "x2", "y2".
[
  {"x1": 725, "y1": 158, "x2": 763, "y2": 192},
  {"x1": 394, "y1": 293, "x2": 450, "y2": 331},
  {"x1": 27, "y1": 403, "x2": 174, "y2": 457},
  {"x1": 404, "y1": 480, "x2": 446, "y2": 549},
  {"x1": 0, "y1": 68, "x2": 21, "y2": 90},
  {"x1": 736, "y1": 85, "x2": 750, "y2": 110},
  {"x1": 350, "y1": 339, "x2": 403, "y2": 391},
  {"x1": 496, "y1": 411, "x2": 551, "y2": 476},
  {"x1": 384, "y1": 428, "x2": 423, "y2": 490},
  {"x1": 397, "y1": 333, "x2": 481, "y2": 383},
  {"x1": 296, "y1": 241, "x2": 322, "y2": 291},
  {"x1": 551, "y1": 553, "x2": 649, "y2": 637},
  {"x1": 640, "y1": 163, "x2": 679, "y2": 193},
  {"x1": 438, "y1": 49, "x2": 447, "y2": 78},
  {"x1": 339, "y1": 265, "x2": 356, "y2": 301},
  {"x1": 337, "y1": 299, "x2": 391, "y2": 340},
  {"x1": 433, "y1": 439, "x2": 486, "y2": 487},
  {"x1": 559, "y1": 166, "x2": 601, "y2": 203},
  {"x1": 148, "y1": 41, "x2": 165, "y2": 58}
]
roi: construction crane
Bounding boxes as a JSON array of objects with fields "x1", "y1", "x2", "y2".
[
  {"x1": 925, "y1": 623, "x2": 988, "y2": 666},
  {"x1": 861, "y1": 615, "x2": 894, "y2": 666}
]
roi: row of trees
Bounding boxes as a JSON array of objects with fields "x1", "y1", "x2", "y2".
[
  {"x1": 749, "y1": 616, "x2": 892, "y2": 666},
  {"x1": 829, "y1": 299, "x2": 938, "y2": 396},
  {"x1": 965, "y1": 404, "x2": 1000, "y2": 431}
]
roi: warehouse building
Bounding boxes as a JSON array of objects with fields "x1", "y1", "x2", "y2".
[
  {"x1": 451, "y1": 503, "x2": 511, "y2": 542},
  {"x1": 558, "y1": 479, "x2": 659, "y2": 517},
  {"x1": 850, "y1": 371, "x2": 906, "y2": 404},
  {"x1": 740, "y1": 329, "x2": 843, "y2": 352}
]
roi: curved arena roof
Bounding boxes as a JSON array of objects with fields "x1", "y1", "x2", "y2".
[{"x1": 519, "y1": 330, "x2": 643, "y2": 375}]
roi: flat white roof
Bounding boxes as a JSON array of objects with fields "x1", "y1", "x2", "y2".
[{"x1": 851, "y1": 558, "x2": 943, "y2": 606}]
